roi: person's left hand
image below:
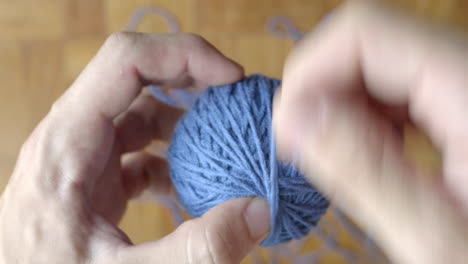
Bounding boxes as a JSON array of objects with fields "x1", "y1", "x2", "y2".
[{"x1": 0, "y1": 32, "x2": 270, "y2": 264}]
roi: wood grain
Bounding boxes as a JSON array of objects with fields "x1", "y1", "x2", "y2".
[{"x1": 0, "y1": 0, "x2": 458, "y2": 262}]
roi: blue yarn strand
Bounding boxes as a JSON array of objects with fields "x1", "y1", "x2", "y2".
[{"x1": 166, "y1": 74, "x2": 329, "y2": 246}]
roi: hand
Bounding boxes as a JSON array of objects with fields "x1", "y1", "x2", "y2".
[
  {"x1": 274, "y1": 2, "x2": 468, "y2": 264},
  {"x1": 0, "y1": 33, "x2": 270, "y2": 264}
]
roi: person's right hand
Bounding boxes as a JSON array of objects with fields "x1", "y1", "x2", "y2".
[{"x1": 274, "y1": 2, "x2": 468, "y2": 264}]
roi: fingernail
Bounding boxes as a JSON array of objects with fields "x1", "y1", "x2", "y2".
[{"x1": 244, "y1": 198, "x2": 270, "y2": 241}]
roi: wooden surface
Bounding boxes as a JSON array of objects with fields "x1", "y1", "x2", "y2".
[{"x1": 0, "y1": 0, "x2": 462, "y2": 261}]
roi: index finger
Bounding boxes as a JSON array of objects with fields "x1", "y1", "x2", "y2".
[
  {"x1": 59, "y1": 32, "x2": 243, "y2": 121},
  {"x1": 37, "y1": 32, "x2": 243, "y2": 186}
]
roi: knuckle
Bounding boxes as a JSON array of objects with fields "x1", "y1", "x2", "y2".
[
  {"x1": 18, "y1": 120, "x2": 49, "y2": 160},
  {"x1": 50, "y1": 97, "x2": 66, "y2": 116},
  {"x1": 180, "y1": 218, "x2": 234, "y2": 264},
  {"x1": 180, "y1": 33, "x2": 204, "y2": 43},
  {"x1": 179, "y1": 220, "x2": 217, "y2": 264},
  {"x1": 205, "y1": 227, "x2": 235, "y2": 264},
  {"x1": 179, "y1": 33, "x2": 209, "y2": 49},
  {"x1": 17, "y1": 116, "x2": 87, "y2": 196},
  {"x1": 19, "y1": 134, "x2": 36, "y2": 159},
  {"x1": 105, "y1": 31, "x2": 142, "y2": 51},
  {"x1": 341, "y1": 0, "x2": 378, "y2": 26}
]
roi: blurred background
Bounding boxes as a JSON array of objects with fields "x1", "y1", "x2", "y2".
[{"x1": 0, "y1": 0, "x2": 461, "y2": 263}]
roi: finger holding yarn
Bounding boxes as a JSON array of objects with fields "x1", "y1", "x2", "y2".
[{"x1": 167, "y1": 74, "x2": 329, "y2": 246}]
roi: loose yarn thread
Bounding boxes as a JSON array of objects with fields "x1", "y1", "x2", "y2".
[
  {"x1": 126, "y1": 5, "x2": 180, "y2": 33},
  {"x1": 126, "y1": 5, "x2": 197, "y2": 111},
  {"x1": 167, "y1": 74, "x2": 329, "y2": 246},
  {"x1": 266, "y1": 15, "x2": 303, "y2": 43}
]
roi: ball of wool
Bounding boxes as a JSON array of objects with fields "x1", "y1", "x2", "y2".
[{"x1": 168, "y1": 74, "x2": 329, "y2": 246}]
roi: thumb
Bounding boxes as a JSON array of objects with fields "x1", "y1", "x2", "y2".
[
  {"x1": 274, "y1": 95, "x2": 468, "y2": 264},
  {"x1": 115, "y1": 197, "x2": 270, "y2": 264}
]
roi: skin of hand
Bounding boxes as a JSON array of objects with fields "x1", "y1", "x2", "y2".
[
  {"x1": 0, "y1": 33, "x2": 270, "y2": 264},
  {"x1": 274, "y1": 1, "x2": 468, "y2": 264}
]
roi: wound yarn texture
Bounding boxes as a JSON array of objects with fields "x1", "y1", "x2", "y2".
[{"x1": 168, "y1": 74, "x2": 329, "y2": 246}]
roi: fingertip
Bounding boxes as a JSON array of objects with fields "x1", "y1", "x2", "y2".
[
  {"x1": 205, "y1": 55, "x2": 245, "y2": 87},
  {"x1": 183, "y1": 34, "x2": 244, "y2": 88},
  {"x1": 224, "y1": 56, "x2": 245, "y2": 79}
]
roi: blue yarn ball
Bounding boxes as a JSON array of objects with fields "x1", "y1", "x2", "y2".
[{"x1": 168, "y1": 74, "x2": 329, "y2": 246}]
